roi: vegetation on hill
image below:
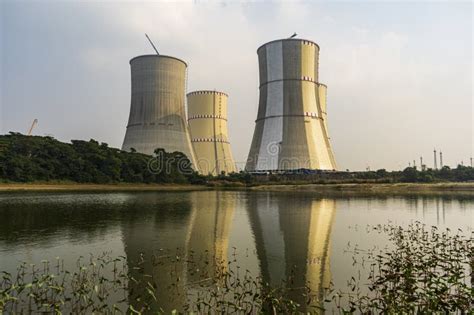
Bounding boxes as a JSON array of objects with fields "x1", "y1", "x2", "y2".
[
  {"x1": 0, "y1": 133, "x2": 472, "y2": 185},
  {"x1": 0, "y1": 133, "x2": 203, "y2": 184}
]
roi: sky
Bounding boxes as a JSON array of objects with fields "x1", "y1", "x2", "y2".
[{"x1": 1, "y1": 1, "x2": 472, "y2": 171}]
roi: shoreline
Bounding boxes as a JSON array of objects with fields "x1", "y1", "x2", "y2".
[
  {"x1": 248, "y1": 182, "x2": 474, "y2": 192},
  {"x1": 0, "y1": 182, "x2": 473, "y2": 195},
  {"x1": 0, "y1": 183, "x2": 209, "y2": 192},
  {"x1": 246, "y1": 182, "x2": 474, "y2": 197}
]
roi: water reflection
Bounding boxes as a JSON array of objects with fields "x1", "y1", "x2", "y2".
[
  {"x1": 121, "y1": 192, "x2": 335, "y2": 312},
  {"x1": 186, "y1": 191, "x2": 235, "y2": 285},
  {"x1": 122, "y1": 191, "x2": 235, "y2": 312},
  {"x1": 0, "y1": 191, "x2": 472, "y2": 312},
  {"x1": 247, "y1": 194, "x2": 335, "y2": 310}
]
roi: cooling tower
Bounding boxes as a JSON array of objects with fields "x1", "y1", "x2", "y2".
[
  {"x1": 187, "y1": 91, "x2": 237, "y2": 175},
  {"x1": 317, "y1": 83, "x2": 337, "y2": 168},
  {"x1": 246, "y1": 39, "x2": 337, "y2": 171},
  {"x1": 122, "y1": 55, "x2": 197, "y2": 166}
]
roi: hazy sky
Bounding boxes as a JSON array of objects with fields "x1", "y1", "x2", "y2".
[{"x1": 1, "y1": 1, "x2": 472, "y2": 171}]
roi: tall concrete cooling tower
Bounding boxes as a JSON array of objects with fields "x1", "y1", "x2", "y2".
[
  {"x1": 122, "y1": 55, "x2": 197, "y2": 166},
  {"x1": 317, "y1": 83, "x2": 337, "y2": 168},
  {"x1": 187, "y1": 91, "x2": 237, "y2": 175},
  {"x1": 246, "y1": 39, "x2": 337, "y2": 171}
]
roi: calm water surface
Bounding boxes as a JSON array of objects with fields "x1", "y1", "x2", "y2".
[{"x1": 0, "y1": 191, "x2": 472, "y2": 311}]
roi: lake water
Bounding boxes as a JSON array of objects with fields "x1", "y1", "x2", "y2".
[{"x1": 0, "y1": 191, "x2": 472, "y2": 312}]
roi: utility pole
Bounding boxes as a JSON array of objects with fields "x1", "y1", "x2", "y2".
[
  {"x1": 433, "y1": 149, "x2": 437, "y2": 169},
  {"x1": 439, "y1": 151, "x2": 443, "y2": 168}
]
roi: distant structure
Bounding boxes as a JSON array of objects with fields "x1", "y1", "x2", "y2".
[
  {"x1": 433, "y1": 149, "x2": 437, "y2": 169},
  {"x1": 246, "y1": 38, "x2": 337, "y2": 171},
  {"x1": 420, "y1": 156, "x2": 427, "y2": 171},
  {"x1": 27, "y1": 119, "x2": 38, "y2": 136},
  {"x1": 121, "y1": 54, "x2": 197, "y2": 166},
  {"x1": 439, "y1": 151, "x2": 443, "y2": 168},
  {"x1": 187, "y1": 91, "x2": 237, "y2": 175}
]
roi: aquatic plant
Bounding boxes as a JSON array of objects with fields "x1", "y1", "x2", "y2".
[
  {"x1": 329, "y1": 222, "x2": 473, "y2": 313},
  {"x1": 0, "y1": 250, "x2": 319, "y2": 314},
  {"x1": 1, "y1": 223, "x2": 472, "y2": 314},
  {"x1": 0, "y1": 253, "x2": 130, "y2": 313}
]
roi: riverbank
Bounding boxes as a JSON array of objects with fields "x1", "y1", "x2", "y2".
[
  {"x1": 1, "y1": 182, "x2": 474, "y2": 194},
  {"x1": 0, "y1": 183, "x2": 208, "y2": 192},
  {"x1": 248, "y1": 182, "x2": 474, "y2": 192}
]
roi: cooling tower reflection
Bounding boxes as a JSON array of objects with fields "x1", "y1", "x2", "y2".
[
  {"x1": 121, "y1": 193, "x2": 193, "y2": 312},
  {"x1": 121, "y1": 191, "x2": 235, "y2": 313},
  {"x1": 121, "y1": 191, "x2": 335, "y2": 312},
  {"x1": 247, "y1": 193, "x2": 336, "y2": 310},
  {"x1": 186, "y1": 191, "x2": 235, "y2": 286}
]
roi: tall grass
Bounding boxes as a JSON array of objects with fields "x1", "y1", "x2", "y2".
[
  {"x1": 329, "y1": 222, "x2": 473, "y2": 313},
  {"x1": 1, "y1": 223, "x2": 472, "y2": 314}
]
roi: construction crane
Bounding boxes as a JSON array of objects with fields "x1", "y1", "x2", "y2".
[
  {"x1": 27, "y1": 119, "x2": 38, "y2": 136},
  {"x1": 145, "y1": 33, "x2": 159, "y2": 55}
]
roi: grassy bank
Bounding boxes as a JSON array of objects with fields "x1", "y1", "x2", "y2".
[
  {"x1": 1, "y1": 182, "x2": 474, "y2": 194},
  {"x1": 248, "y1": 182, "x2": 474, "y2": 193},
  {"x1": 0, "y1": 182, "x2": 209, "y2": 192}
]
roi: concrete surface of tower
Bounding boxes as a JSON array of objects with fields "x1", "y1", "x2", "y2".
[
  {"x1": 187, "y1": 91, "x2": 237, "y2": 175},
  {"x1": 122, "y1": 55, "x2": 197, "y2": 167},
  {"x1": 246, "y1": 38, "x2": 337, "y2": 171}
]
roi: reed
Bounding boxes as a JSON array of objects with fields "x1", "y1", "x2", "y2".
[
  {"x1": 1, "y1": 223, "x2": 472, "y2": 314},
  {"x1": 329, "y1": 222, "x2": 473, "y2": 313}
]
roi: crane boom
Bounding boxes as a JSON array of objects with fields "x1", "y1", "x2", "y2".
[
  {"x1": 27, "y1": 119, "x2": 38, "y2": 136},
  {"x1": 145, "y1": 33, "x2": 159, "y2": 55}
]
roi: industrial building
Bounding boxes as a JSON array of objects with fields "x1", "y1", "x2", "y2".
[
  {"x1": 187, "y1": 91, "x2": 237, "y2": 175},
  {"x1": 246, "y1": 38, "x2": 337, "y2": 171},
  {"x1": 121, "y1": 55, "x2": 197, "y2": 167}
]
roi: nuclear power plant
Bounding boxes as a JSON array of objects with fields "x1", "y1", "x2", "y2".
[
  {"x1": 121, "y1": 54, "x2": 197, "y2": 166},
  {"x1": 246, "y1": 38, "x2": 337, "y2": 171},
  {"x1": 187, "y1": 91, "x2": 237, "y2": 175},
  {"x1": 122, "y1": 36, "x2": 337, "y2": 174}
]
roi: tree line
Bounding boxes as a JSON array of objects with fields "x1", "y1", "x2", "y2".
[
  {"x1": 221, "y1": 165, "x2": 474, "y2": 184},
  {"x1": 0, "y1": 133, "x2": 472, "y2": 184},
  {"x1": 0, "y1": 133, "x2": 202, "y2": 184}
]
